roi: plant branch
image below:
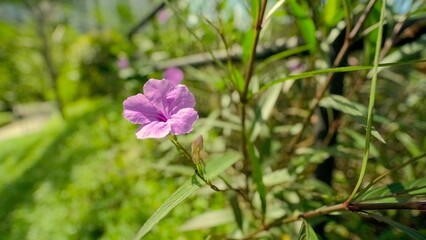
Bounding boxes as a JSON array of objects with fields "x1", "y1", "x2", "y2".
[
  {"x1": 348, "y1": 201, "x2": 426, "y2": 211},
  {"x1": 240, "y1": 0, "x2": 268, "y2": 175},
  {"x1": 242, "y1": 203, "x2": 347, "y2": 239},
  {"x1": 244, "y1": 198, "x2": 426, "y2": 239},
  {"x1": 346, "y1": 0, "x2": 386, "y2": 203},
  {"x1": 352, "y1": 152, "x2": 426, "y2": 202},
  {"x1": 242, "y1": 0, "x2": 268, "y2": 103},
  {"x1": 286, "y1": 0, "x2": 378, "y2": 155},
  {"x1": 127, "y1": 2, "x2": 166, "y2": 40}
]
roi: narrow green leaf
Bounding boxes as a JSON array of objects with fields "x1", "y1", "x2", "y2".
[
  {"x1": 248, "y1": 144, "x2": 267, "y2": 215},
  {"x1": 257, "y1": 60, "x2": 426, "y2": 94},
  {"x1": 242, "y1": 30, "x2": 255, "y2": 64},
  {"x1": 343, "y1": 129, "x2": 379, "y2": 157},
  {"x1": 369, "y1": 128, "x2": 387, "y2": 144},
  {"x1": 320, "y1": 95, "x2": 364, "y2": 116},
  {"x1": 179, "y1": 209, "x2": 234, "y2": 231},
  {"x1": 353, "y1": 153, "x2": 426, "y2": 202},
  {"x1": 251, "y1": 0, "x2": 260, "y2": 21},
  {"x1": 320, "y1": 95, "x2": 386, "y2": 144},
  {"x1": 264, "y1": 0, "x2": 287, "y2": 23},
  {"x1": 229, "y1": 192, "x2": 244, "y2": 231},
  {"x1": 355, "y1": 177, "x2": 426, "y2": 203},
  {"x1": 256, "y1": 45, "x2": 310, "y2": 73},
  {"x1": 132, "y1": 151, "x2": 241, "y2": 240},
  {"x1": 324, "y1": 0, "x2": 344, "y2": 27},
  {"x1": 250, "y1": 81, "x2": 283, "y2": 141},
  {"x1": 366, "y1": 212, "x2": 426, "y2": 240},
  {"x1": 396, "y1": 132, "x2": 422, "y2": 156},
  {"x1": 298, "y1": 219, "x2": 319, "y2": 240},
  {"x1": 230, "y1": 66, "x2": 245, "y2": 93},
  {"x1": 287, "y1": 0, "x2": 317, "y2": 53}
]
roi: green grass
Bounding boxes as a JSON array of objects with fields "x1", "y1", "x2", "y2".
[{"x1": 0, "y1": 98, "x2": 226, "y2": 240}]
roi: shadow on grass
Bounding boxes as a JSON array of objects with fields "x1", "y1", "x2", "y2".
[{"x1": 0, "y1": 101, "x2": 113, "y2": 239}]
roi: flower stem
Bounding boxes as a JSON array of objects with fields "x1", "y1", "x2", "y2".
[
  {"x1": 168, "y1": 135, "x2": 221, "y2": 191},
  {"x1": 169, "y1": 134, "x2": 192, "y2": 160}
]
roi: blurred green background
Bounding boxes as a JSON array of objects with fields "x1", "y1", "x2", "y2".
[
  {"x1": 0, "y1": 0, "x2": 425, "y2": 239},
  {"x1": 0, "y1": 1, "x2": 233, "y2": 239}
]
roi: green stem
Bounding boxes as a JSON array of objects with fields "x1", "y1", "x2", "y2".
[
  {"x1": 346, "y1": 0, "x2": 386, "y2": 203},
  {"x1": 168, "y1": 134, "x2": 192, "y2": 160},
  {"x1": 168, "y1": 135, "x2": 221, "y2": 191}
]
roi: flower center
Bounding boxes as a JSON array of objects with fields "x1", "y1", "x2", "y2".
[{"x1": 157, "y1": 112, "x2": 168, "y2": 122}]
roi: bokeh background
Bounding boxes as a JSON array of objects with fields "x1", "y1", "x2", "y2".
[{"x1": 0, "y1": 0, "x2": 425, "y2": 239}]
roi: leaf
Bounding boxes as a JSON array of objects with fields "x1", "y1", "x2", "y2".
[
  {"x1": 320, "y1": 95, "x2": 386, "y2": 144},
  {"x1": 257, "y1": 60, "x2": 426, "y2": 94},
  {"x1": 298, "y1": 219, "x2": 319, "y2": 240},
  {"x1": 132, "y1": 151, "x2": 241, "y2": 240},
  {"x1": 320, "y1": 95, "x2": 364, "y2": 117},
  {"x1": 256, "y1": 45, "x2": 310, "y2": 73},
  {"x1": 242, "y1": 30, "x2": 255, "y2": 64},
  {"x1": 366, "y1": 212, "x2": 426, "y2": 240},
  {"x1": 352, "y1": 153, "x2": 426, "y2": 202},
  {"x1": 354, "y1": 177, "x2": 426, "y2": 203},
  {"x1": 248, "y1": 144, "x2": 267, "y2": 215},
  {"x1": 179, "y1": 209, "x2": 234, "y2": 231},
  {"x1": 250, "y1": 81, "x2": 283, "y2": 141},
  {"x1": 263, "y1": 169, "x2": 295, "y2": 187},
  {"x1": 324, "y1": 0, "x2": 344, "y2": 27},
  {"x1": 369, "y1": 127, "x2": 387, "y2": 144},
  {"x1": 230, "y1": 66, "x2": 245, "y2": 93},
  {"x1": 342, "y1": 129, "x2": 379, "y2": 157},
  {"x1": 287, "y1": 0, "x2": 317, "y2": 54},
  {"x1": 229, "y1": 191, "x2": 244, "y2": 231},
  {"x1": 264, "y1": 0, "x2": 287, "y2": 23},
  {"x1": 395, "y1": 132, "x2": 422, "y2": 156},
  {"x1": 251, "y1": 0, "x2": 260, "y2": 21}
]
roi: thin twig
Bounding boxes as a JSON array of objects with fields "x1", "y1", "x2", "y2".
[
  {"x1": 286, "y1": 0, "x2": 378, "y2": 155},
  {"x1": 127, "y1": 2, "x2": 166, "y2": 40}
]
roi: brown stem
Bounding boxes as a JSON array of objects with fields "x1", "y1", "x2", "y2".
[
  {"x1": 244, "y1": 199, "x2": 426, "y2": 239},
  {"x1": 241, "y1": 0, "x2": 268, "y2": 103},
  {"x1": 348, "y1": 202, "x2": 426, "y2": 211},
  {"x1": 243, "y1": 203, "x2": 347, "y2": 239},
  {"x1": 240, "y1": 0, "x2": 268, "y2": 178},
  {"x1": 380, "y1": 16, "x2": 407, "y2": 59},
  {"x1": 127, "y1": 2, "x2": 166, "y2": 40}
]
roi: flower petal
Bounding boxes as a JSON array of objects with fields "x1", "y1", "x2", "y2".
[
  {"x1": 168, "y1": 108, "x2": 199, "y2": 135},
  {"x1": 135, "y1": 121, "x2": 171, "y2": 139},
  {"x1": 143, "y1": 79, "x2": 196, "y2": 118},
  {"x1": 143, "y1": 78, "x2": 172, "y2": 108},
  {"x1": 123, "y1": 94, "x2": 160, "y2": 124},
  {"x1": 166, "y1": 85, "x2": 196, "y2": 116}
]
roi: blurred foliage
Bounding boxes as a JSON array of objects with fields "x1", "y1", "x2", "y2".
[{"x1": 0, "y1": 0, "x2": 425, "y2": 239}]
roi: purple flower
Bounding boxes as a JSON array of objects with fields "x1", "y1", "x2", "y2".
[
  {"x1": 164, "y1": 67, "x2": 184, "y2": 84},
  {"x1": 157, "y1": 8, "x2": 171, "y2": 23},
  {"x1": 117, "y1": 58, "x2": 129, "y2": 69},
  {"x1": 123, "y1": 78, "x2": 199, "y2": 139}
]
